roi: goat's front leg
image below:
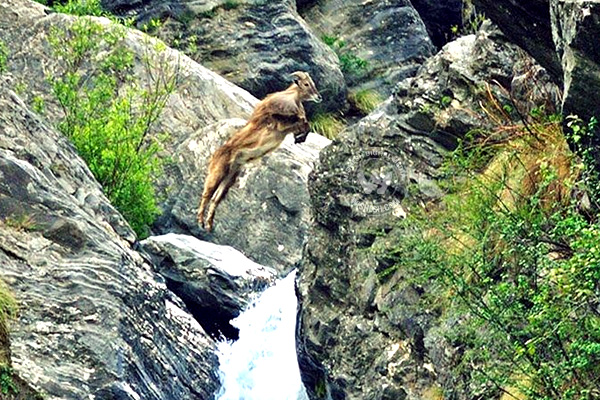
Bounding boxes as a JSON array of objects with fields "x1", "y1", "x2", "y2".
[{"x1": 293, "y1": 116, "x2": 310, "y2": 144}]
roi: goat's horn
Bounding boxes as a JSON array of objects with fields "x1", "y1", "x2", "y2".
[{"x1": 289, "y1": 71, "x2": 306, "y2": 81}]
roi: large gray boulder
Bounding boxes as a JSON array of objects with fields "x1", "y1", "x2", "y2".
[
  {"x1": 140, "y1": 233, "x2": 276, "y2": 339},
  {"x1": 102, "y1": 0, "x2": 347, "y2": 113},
  {"x1": 300, "y1": 0, "x2": 435, "y2": 94},
  {"x1": 154, "y1": 118, "x2": 330, "y2": 274},
  {"x1": 1, "y1": 0, "x2": 326, "y2": 274},
  {"x1": 0, "y1": 80, "x2": 219, "y2": 399},
  {"x1": 296, "y1": 25, "x2": 559, "y2": 400}
]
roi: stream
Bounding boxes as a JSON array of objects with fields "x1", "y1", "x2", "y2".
[{"x1": 214, "y1": 270, "x2": 309, "y2": 400}]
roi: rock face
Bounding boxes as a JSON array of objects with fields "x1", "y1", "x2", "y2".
[
  {"x1": 473, "y1": 0, "x2": 600, "y2": 171},
  {"x1": 296, "y1": 24, "x2": 559, "y2": 400},
  {"x1": 102, "y1": 0, "x2": 347, "y2": 113},
  {"x1": 300, "y1": 0, "x2": 435, "y2": 93},
  {"x1": 550, "y1": 1, "x2": 600, "y2": 124},
  {"x1": 411, "y1": 0, "x2": 464, "y2": 48},
  {"x1": 1, "y1": 0, "x2": 326, "y2": 274},
  {"x1": 471, "y1": 0, "x2": 562, "y2": 81},
  {"x1": 0, "y1": 81, "x2": 219, "y2": 399},
  {"x1": 140, "y1": 233, "x2": 276, "y2": 339}
]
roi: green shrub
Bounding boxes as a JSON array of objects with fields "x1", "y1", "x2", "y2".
[
  {"x1": 377, "y1": 116, "x2": 600, "y2": 399},
  {"x1": 338, "y1": 53, "x2": 368, "y2": 76},
  {"x1": 0, "y1": 364, "x2": 17, "y2": 396},
  {"x1": 49, "y1": 19, "x2": 177, "y2": 237},
  {"x1": 309, "y1": 112, "x2": 345, "y2": 139},
  {"x1": 321, "y1": 34, "x2": 338, "y2": 47},
  {"x1": 321, "y1": 34, "x2": 369, "y2": 77},
  {"x1": 52, "y1": 0, "x2": 104, "y2": 16},
  {"x1": 31, "y1": 95, "x2": 45, "y2": 114}
]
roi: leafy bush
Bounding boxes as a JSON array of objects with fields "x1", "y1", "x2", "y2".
[
  {"x1": 321, "y1": 34, "x2": 369, "y2": 77},
  {"x1": 0, "y1": 364, "x2": 17, "y2": 396},
  {"x1": 48, "y1": 19, "x2": 177, "y2": 237},
  {"x1": 338, "y1": 53, "x2": 368, "y2": 76},
  {"x1": 376, "y1": 113, "x2": 600, "y2": 398},
  {"x1": 36, "y1": 0, "x2": 105, "y2": 16},
  {"x1": 309, "y1": 112, "x2": 345, "y2": 139}
]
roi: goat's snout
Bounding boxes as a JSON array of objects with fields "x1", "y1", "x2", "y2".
[{"x1": 312, "y1": 93, "x2": 323, "y2": 103}]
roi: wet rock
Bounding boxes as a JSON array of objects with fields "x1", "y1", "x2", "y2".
[
  {"x1": 0, "y1": 81, "x2": 219, "y2": 399},
  {"x1": 140, "y1": 233, "x2": 276, "y2": 339}
]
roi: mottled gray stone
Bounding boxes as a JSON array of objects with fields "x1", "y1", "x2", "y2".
[
  {"x1": 140, "y1": 233, "x2": 276, "y2": 339},
  {"x1": 1, "y1": 0, "x2": 327, "y2": 274},
  {"x1": 102, "y1": 0, "x2": 348, "y2": 113},
  {"x1": 155, "y1": 118, "x2": 330, "y2": 274},
  {"x1": 296, "y1": 25, "x2": 558, "y2": 400},
  {"x1": 0, "y1": 81, "x2": 219, "y2": 400}
]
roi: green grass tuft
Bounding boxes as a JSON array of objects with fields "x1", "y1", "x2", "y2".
[
  {"x1": 0, "y1": 40, "x2": 7, "y2": 74},
  {"x1": 222, "y1": 0, "x2": 240, "y2": 10},
  {"x1": 309, "y1": 113, "x2": 345, "y2": 140},
  {"x1": 0, "y1": 282, "x2": 17, "y2": 329},
  {"x1": 349, "y1": 89, "x2": 383, "y2": 115}
]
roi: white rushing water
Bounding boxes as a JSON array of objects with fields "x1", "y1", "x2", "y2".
[{"x1": 215, "y1": 270, "x2": 309, "y2": 400}]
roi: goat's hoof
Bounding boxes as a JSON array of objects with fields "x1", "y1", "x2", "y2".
[{"x1": 294, "y1": 132, "x2": 308, "y2": 144}]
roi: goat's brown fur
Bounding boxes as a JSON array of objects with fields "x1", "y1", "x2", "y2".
[{"x1": 197, "y1": 71, "x2": 322, "y2": 231}]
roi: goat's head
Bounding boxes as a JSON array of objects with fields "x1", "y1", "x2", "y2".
[{"x1": 290, "y1": 71, "x2": 322, "y2": 103}]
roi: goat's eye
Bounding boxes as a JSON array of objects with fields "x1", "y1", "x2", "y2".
[{"x1": 304, "y1": 83, "x2": 309, "y2": 87}]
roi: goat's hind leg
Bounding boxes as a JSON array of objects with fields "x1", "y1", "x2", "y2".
[
  {"x1": 205, "y1": 166, "x2": 240, "y2": 232},
  {"x1": 198, "y1": 160, "x2": 228, "y2": 229}
]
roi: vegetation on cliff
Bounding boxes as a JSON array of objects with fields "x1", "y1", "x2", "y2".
[
  {"x1": 47, "y1": 17, "x2": 177, "y2": 237},
  {"x1": 376, "y1": 95, "x2": 600, "y2": 398}
]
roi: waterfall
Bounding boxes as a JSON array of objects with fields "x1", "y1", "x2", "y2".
[{"x1": 214, "y1": 270, "x2": 309, "y2": 400}]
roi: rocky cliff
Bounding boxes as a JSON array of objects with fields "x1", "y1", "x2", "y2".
[
  {"x1": 102, "y1": 0, "x2": 348, "y2": 113},
  {"x1": 296, "y1": 23, "x2": 561, "y2": 400},
  {"x1": 0, "y1": 78, "x2": 219, "y2": 399},
  {"x1": 300, "y1": 0, "x2": 435, "y2": 94},
  {"x1": 2, "y1": 0, "x2": 599, "y2": 399},
  {"x1": 0, "y1": 0, "x2": 328, "y2": 397}
]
